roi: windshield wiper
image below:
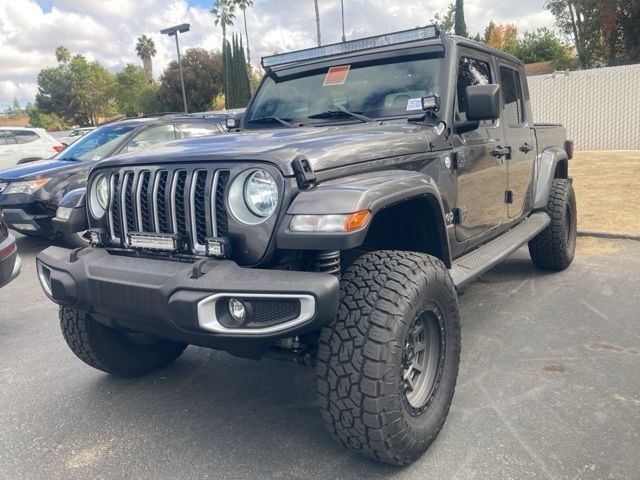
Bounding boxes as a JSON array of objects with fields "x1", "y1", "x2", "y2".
[
  {"x1": 247, "y1": 116, "x2": 295, "y2": 128},
  {"x1": 308, "y1": 104, "x2": 373, "y2": 123}
]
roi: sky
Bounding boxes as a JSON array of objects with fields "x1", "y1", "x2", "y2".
[{"x1": 0, "y1": 0, "x2": 556, "y2": 109}]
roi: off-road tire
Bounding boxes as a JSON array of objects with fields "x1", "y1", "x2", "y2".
[
  {"x1": 317, "y1": 251, "x2": 461, "y2": 466},
  {"x1": 60, "y1": 306, "x2": 187, "y2": 378},
  {"x1": 61, "y1": 231, "x2": 90, "y2": 249},
  {"x1": 528, "y1": 179, "x2": 577, "y2": 271}
]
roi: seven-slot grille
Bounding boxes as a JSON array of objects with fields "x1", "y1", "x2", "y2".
[{"x1": 106, "y1": 168, "x2": 230, "y2": 254}]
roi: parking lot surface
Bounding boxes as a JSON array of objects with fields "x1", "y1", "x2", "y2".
[{"x1": 1, "y1": 234, "x2": 638, "y2": 480}]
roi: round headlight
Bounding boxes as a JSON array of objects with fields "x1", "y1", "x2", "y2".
[
  {"x1": 243, "y1": 170, "x2": 278, "y2": 218},
  {"x1": 96, "y1": 176, "x2": 109, "y2": 209},
  {"x1": 89, "y1": 175, "x2": 110, "y2": 218}
]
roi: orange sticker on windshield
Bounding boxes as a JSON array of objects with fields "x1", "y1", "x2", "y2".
[{"x1": 323, "y1": 65, "x2": 350, "y2": 86}]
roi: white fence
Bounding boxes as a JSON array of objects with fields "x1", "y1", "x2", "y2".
[{"x1": 528, "y1": 64, "x2": 640, "y2": 151}]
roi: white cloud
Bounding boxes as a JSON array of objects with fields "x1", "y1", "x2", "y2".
[{"x1": 0, "y1": 0, "x2": 557, "y2": 108}]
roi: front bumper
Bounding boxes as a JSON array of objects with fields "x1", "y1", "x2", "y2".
[
  {"x1": 0, "y1": 234, "x2": 20, "y2": 287},
  {"x1": 36, "y1": 247, "x2": 340, "y2": 356},
  {"x1": 2, "y1": 208, "x2": 54, "y2": 236}
]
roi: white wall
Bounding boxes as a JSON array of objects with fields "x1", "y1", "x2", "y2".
[{"x1": 528, "y1": 64, "x2": 640, "y2": 151}]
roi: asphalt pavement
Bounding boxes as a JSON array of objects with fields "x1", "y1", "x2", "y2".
[{"x1": 1, "y1": 234, "x2": 638, "y2": 480}]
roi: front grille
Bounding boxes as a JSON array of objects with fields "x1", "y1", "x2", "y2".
[{"x1": 107, "y1": 167, "x2": 230, "y2": 254}]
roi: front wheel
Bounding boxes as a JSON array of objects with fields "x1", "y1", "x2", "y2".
[
  {"x1": 316, "y1": 251, "x2": 461, "y2": 465},
  {"x1": 61, "y1": 231, "x2": 90, "y2": 248},
  {"x1": 60, "y1": 306, "x2": 187, "y2": 378}
]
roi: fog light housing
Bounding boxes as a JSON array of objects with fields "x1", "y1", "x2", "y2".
[
  {"x1": 88, "y1": 228, "x2": 106, "y2": 247},
  {"x1": 56, "y1": 206, "x2": 73, "y2": 220},
  {"x1": 228, "y1": 298, "x2": 246, "y2": 322},
  {"x1": 206, "y1": 237, "x2": 230, "y2": 258},
  {"x1": 12, "y1": 223, "x2": 37, "y2": 232}
]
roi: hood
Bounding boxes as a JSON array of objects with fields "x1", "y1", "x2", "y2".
[
  {"x1": 97, "y1": 122, "x2": 439, "y2": 176},
  {"x1": 0, "y1": 159, "x2": 91, "y2": 181}
]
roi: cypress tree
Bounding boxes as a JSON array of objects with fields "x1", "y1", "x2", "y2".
[{"x1": 454, "y1": 0, "x2": 468, "y2": 37}]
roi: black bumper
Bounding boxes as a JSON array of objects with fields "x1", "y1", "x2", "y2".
[
  {"x1": 3, "y1": 208, "x2": 54, "y2": 236},
  {"x1": 36, "y1": 247, "x2": 340, "y2": 356}
]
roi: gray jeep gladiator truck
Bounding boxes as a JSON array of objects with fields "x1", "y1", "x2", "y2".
[{"x1": 36, "y1": 27, "x2": 576, "y2": 465}]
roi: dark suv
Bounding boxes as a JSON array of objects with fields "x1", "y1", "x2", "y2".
[
  {"x1": 0, "y1": 113, "x2": 231, "y2": 247},
  {"x1": 36, "y1": 27, "x2": 575, "y2": 465}
]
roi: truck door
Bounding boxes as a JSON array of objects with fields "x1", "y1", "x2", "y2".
[
  {"x1": 497, "y1": 65, "x2": 535, "y2": 219},
  {"x1": 454, "y1": 53, "x2": 508, "y2": 243}
]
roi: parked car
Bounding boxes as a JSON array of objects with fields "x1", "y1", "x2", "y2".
[
  {"x1": 57, "y1": 127, "x2": 95, "y2": 146},
  {"x1": 36, "y1": 28, "x2": 575, "y2": 465},
  {"x1": 0, "y1": 114, "x2": 228, "y2": 247},
  {"x1": 0, "y1": 209, "x2": 20, "y2": 288},
  {"x1": 0, "y1": 127, "x2": 64, "y2": 170}
]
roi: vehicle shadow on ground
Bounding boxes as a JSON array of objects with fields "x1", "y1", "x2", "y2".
[{"x1": 13, "y1": 232, "x2": 59, "y2": 256}]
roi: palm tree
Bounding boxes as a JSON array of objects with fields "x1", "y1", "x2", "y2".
[
  {"x1": 211, "y1": 0, "x2": 236, "y2": 46},
  {"x1": 135, "y1": 35, "x2": 157, "y2": 82},
  {"x1": 235, "y1": 0, "x2": 254, "y2": 69},
  {"x1": 314, "y1": 0, "x2": 321, "y2": 46},
  {"x1": 55, "y1": 45, "x2": 71, "y2": 64}
]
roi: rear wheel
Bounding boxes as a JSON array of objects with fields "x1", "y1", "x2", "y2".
[
  {"x1": 528, "y1": 179, "x2": 577, "y2": 271},
  {"x1": 317, "y1": 251, "x2": 460, "y2": 465},
  {"x1": 60, "y1": 306, "x2": 187, "y2": 378}
]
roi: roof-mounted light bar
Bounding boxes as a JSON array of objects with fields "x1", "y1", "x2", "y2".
[{"x1": 261, "y1": 25, "x2": 439, "y2": 68}]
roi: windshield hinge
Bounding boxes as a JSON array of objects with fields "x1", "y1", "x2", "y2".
[{"x1": 292, "y1": 157, "x2": 316, "y2": 189}]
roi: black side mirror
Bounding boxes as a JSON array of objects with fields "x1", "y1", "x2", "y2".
[{"x1": 466, "y1": 84, "x2": 501, "y2": 121}]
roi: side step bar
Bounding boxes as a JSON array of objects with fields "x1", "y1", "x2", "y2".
[{"x1": 450, "y1": 212, "x2": 550, "y2": 288}]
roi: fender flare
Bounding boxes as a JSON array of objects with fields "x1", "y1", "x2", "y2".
[
  {"x1": 276, "y1": 170, "x2": 451, "y2": 265},
  {"x1": 534, "y1": 147, "x2": 568, "y2": 210}
]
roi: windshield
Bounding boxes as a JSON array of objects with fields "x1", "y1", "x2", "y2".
[
  {"x1": 245, "y1": 55, "x2": 442, "y2": 128},
  {"x1": 56, "y1": 123, "x2": 136, "y2": 161}
]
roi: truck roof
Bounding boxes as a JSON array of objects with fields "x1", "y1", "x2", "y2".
[{"x1": 261, "y1": 26, "x2": 523, "y2": 71}]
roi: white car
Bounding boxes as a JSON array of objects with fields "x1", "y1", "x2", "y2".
[
  {"x1": 0, "y1": 127, "x2": 64, "y2": 171},
  {"x1": 57, "y1": 127, "x2": 95, "y2": 146}
]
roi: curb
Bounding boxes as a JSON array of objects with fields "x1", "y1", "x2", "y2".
[{"x1": 577, "y1": 230, "x2": 640, "y2": 241}]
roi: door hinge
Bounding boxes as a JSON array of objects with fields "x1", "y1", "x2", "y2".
[
  {"x1": 505, "y1": 190, "x2": 515, "y2": 204},
  {"x1": 292, "y1": 157, "x2": 316, "y2": 189}
]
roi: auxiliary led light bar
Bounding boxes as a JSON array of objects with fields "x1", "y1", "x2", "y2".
[
  {"x1": 128, "y1": 232, "x2": 181, "y2": 252},
  {"x1": 261, "y1": 26, "x2": 439, "y2": 68}
]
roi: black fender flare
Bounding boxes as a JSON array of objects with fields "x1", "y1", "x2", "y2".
[
  {"x1": 534, "y1": 147, "x2": 568, "y2": 210},
  {"x1": 276, "y1": 170, "x2": 451, "y2": 265}
]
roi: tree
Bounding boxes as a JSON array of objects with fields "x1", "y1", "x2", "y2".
[
  {"x1": 235, "y1": 0, "x2": 254, "y2": 70},
  {"x1": 55, "y1": 45, "x2": 71, "y2": 64},
  {"x1": 157, "y1": 48, "x2": 224, "y2": 113},
  {"x1": 71, "y1": 60, "x2": 116, "y2": 125},
  {"x1": 484, "y1": 20, "x2": 496, "y2": 43},
  {"x1": 314, "y1": 0, "x2": 321, "y2": 46},
  {"x1": 454, "y1": 0, "x2": 468, "y2": 37},
  {"x1": 26, "y1": 104, "x2": 68, "y2": 130},
  {"x1": 545, "y1": 0, "x2": 601, "y2": 69},
  {"x1": 115, "y1": 64, "x2": 151, "y2": 117},
  {"x1": 430, "y1": 4, "x2": 455, "y2": 35},
  {"x1": 512, "y1": 28, "x2": 570, "y2": 64},
  {"x1": 487, "y1": 23, "x2": 519, "y2": 54},
  {"x1": 211, "y1": 0, "x2": 236, "y2": 108},
  {"x1": 135, "y1": 35, "x2": 157, "y2": 82}
]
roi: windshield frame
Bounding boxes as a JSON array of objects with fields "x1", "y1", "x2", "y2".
[{"x1": 243, "y1": 46, "x2": 445, "y2": 129}]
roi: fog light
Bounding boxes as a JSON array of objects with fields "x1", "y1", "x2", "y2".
[
  {"x1": 12, "y1": 223, "x2": 37, "y2": 231},
  {"x1": 206, "y1": 237, "x2": 230, "y2": 258},
  {"x1": 56, "y1": 206, "x2": 73, "y2": 220},
  {"x1": 228, "y1": 298, "x2": 246, "y2": 322}
]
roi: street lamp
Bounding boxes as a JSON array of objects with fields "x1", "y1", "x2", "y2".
[
  {"x1": 160, "y1": 23, "x2": 190, "y2": 113},
  {"x1": 340, "y1": 0, "x2": 346, "y2": 43}
]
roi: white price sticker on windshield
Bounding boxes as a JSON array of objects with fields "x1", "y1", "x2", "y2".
[{"x1": 406, "y1": 98, "x2": 423, "y2": 111}]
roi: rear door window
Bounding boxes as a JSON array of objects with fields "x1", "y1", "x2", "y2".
[
  {"x1": 0, "y1": 131, "x2": 16, "y2": 145},
  {"x1": 499, "y1": 66, "x2": 527, "y2": 126},
  {"x1": 14, "y1": 130, "x2": 40, "y2": 144}
]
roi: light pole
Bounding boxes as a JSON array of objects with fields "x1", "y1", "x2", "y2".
[
  {"x1": 161, "y1": 23, "x2": 190, "y2": 113},
  {"x1": 340, "y1": 0, "x2": 346, "y2": 42}
]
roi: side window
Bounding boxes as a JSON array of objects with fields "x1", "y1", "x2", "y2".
[
  {"x1": 179, "y1": 123, "x2": 221, "y2": 139},
  {"x1": 14, "y1": 130, "x2": 40, "y2": 144},
  {"x1": 123, "y1": 124, "x2": 176, "y2": 153},
  {"x1": 456, "y1": 56, "x2": 492, "y2": 121},
  {"x1": 499, "y1": 66, "x2": 526, "y2": 126},
  {"x1": 0, "y1": 131, "x2": 13, "y2": 145}
]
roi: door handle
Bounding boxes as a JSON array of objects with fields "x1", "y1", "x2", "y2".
[
  {"x1": 490, "y1": 146, "x2": 511, "y2": 159},
  {"x1": 519, "y1": 143, "x2": 533, "y2": 153}
]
